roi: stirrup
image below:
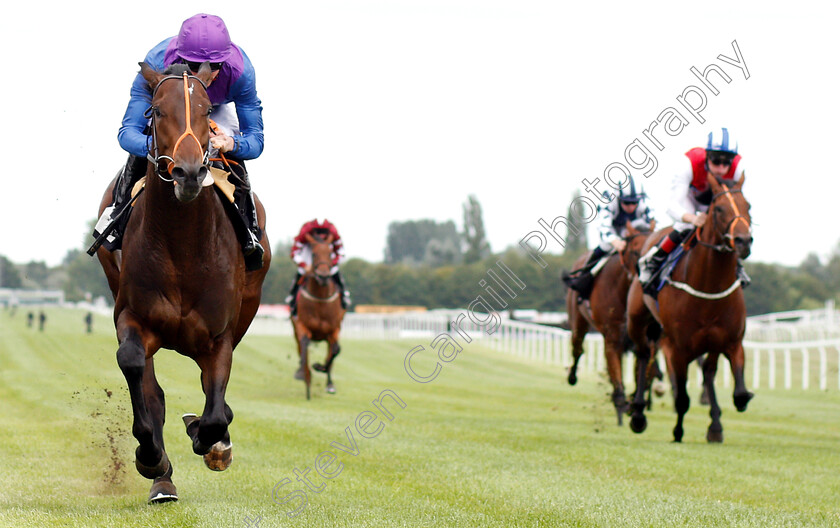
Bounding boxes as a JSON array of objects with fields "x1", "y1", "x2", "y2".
[{"x1": 244, "y1": 242, "x2": 264, "y2": 271}]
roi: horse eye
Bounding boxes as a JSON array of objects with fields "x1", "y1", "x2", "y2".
[
  {"x1": 153, "y1": 107, "x2": 163, "y2": 118},
  {"x1": 714, "y1": 206, "x2": 724, "y2": 214}
]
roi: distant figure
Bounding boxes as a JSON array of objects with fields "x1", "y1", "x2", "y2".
[
  {"x1": 27, "y1": 312, "x2": 34, "y2": 328},
  {"x1": 38, "y1": 311, "x2": 46, "y2": 332},
  {"x1": 85, "y1": 312, "x2": 94, "y2": 334},
  {"x1": 9, "y1": 305, "x2": 17, "y2": 317}
]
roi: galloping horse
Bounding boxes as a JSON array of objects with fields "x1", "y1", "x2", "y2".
[
  {"x1": 292, "y1": 233, "x2": 346, "y2": 400},
  {"x1": 566, "y1": 221, "x2": 656, "y2": 424},
  {"x1": 95, "y1": 62, "x2": 271, "y2": 502},
  {"x1": 626, "y1": 173, "x2": 752, "y2": 443}
]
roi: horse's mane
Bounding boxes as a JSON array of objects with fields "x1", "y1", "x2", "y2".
[
  {"x1": 163, "y1": 63, "x2": 191, "y2": 76},
  {"x1": 717, "y1": 177, "x2": 738, "y2": 189}
]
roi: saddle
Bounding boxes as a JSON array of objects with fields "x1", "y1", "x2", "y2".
[
  {"x1": 648, "y1": 246, "x2": 687, "y2": 298},
  {"x1": 88, "y1": 164, "x2": 256, "y2": 257},
  {"x1": 562, "y1": 253, "x2": 612, "y2": 301}
]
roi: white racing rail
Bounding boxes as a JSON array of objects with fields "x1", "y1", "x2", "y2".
[{"x1": 250, "y1": 303, "x2": 840, "y2": 391}]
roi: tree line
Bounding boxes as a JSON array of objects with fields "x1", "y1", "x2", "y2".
[{"x1": 2, "y1": 195, "x2": 839, "y2": 316}]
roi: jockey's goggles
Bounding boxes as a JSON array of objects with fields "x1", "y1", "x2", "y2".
[
  {"x1": 182, "y1": 59, "x2": 224, "y2": 73},
  {"x1": 707, "y1": 152, "x2": 735, "y2": 166}
]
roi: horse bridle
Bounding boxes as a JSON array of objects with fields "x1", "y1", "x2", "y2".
[
  {"x1": 308, "y1": 238, "x2": 334, "y2": 281},
  {"x1": 619, "y1": 231, "x2": 647, "y2": 280},
  {"x1": 145, "y1": 72, "x2": 211, "y2": 182},
  {"x1": 696, "y1": 188, "x2": 751, "y2": 253}
]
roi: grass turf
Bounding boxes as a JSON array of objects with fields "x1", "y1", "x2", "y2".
[{"x1": 0, "y1": 307, "x2": 838, "y2": 527}]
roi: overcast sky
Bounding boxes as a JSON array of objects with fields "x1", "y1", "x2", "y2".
[{"x1": 2, "y1": 1, "x2": 837, "y2": 268}]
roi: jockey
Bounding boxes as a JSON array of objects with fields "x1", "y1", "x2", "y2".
[
  {"x1": 564, "y1": 176, "x2": 654, "y2": 299},
  {"x1": 637, "y1": 127, "x2": 750, "y2": 294},
  {"x1": 286, "y1": 219, "x2": 352, "y2": 315},
  {"x1": 92, "y1": 13, "x2": 265, "y2": 270}
]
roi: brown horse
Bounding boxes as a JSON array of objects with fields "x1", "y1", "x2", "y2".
[
  {"x1": 627, "y1": 173, "x2": 752, "y2": 442},
  {"x1": 566, "y1": 221, "x2": 656, "y2": 424},
  {"x1": 292, "y1": 233, "x2": 346, "y2": 400},
  {"x1": 95, "y1": 62, "x2": 271, "y2": 502}
]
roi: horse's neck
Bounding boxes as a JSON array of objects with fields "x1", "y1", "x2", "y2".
[
  {"x1": 140, "y1": 176, "x2": 223, "y2": 258},
  {"x1": 681, "y1": 228, "x2": 737, "y2": 289},
  {"x1": 304, "y1": 274, "x2": 335, "y2": 297}
]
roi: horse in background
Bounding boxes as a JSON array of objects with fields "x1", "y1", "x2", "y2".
[
  {"x1": 292, "y1": 232, "x2": 346, "y2": 399},
  {"x1": 626, "y1": 173, "x2": 752, "y2": 443},
  {"x1": 566, "y1": 221, "x2": 658, "y2": 425},
  {"x1": 95, "y1": 62, "x2": 271, "y2": 502}
]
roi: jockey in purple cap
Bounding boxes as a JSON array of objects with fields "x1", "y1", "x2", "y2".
[{"x1": 92, "y1": 13, "x2": 265, "y2": 270}]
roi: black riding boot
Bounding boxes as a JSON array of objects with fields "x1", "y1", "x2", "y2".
[
  {"x1": 332, "y1": 271, "x2": 351, "y2": 309},
  {"x1": 228, "y1": 161, "x2": 265, "y2": 271},
  {"x1": 562, "y1": 246, "x2": 608, "y2": 299},
  {"x1": 639, "y1": 229, "x2": 690, "y2": 295},
  {"x1": 286, "y1": 275, "x2": 302, "y2": 316},
  {"x1": 90, "y1": 154, "x2": 148, "y2": 253}
]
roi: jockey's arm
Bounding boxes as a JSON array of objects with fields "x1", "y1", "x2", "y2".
[
  {"x1": 118, "y1": 74, "x2": 156, "y2": 158},
  {"x1": 597, "y1": 201, "x2": 620, "y2": 249},
  {"x1": 640, "y1": 199, "x2": 655, "y2": 226},
  {"x1": 331, "y1": 239, "x2": 346, "y2": 267},
  {"x1": 228, "y1": 64, "x2": 264, "y2": 160},
  {"x1": 117, "y1": 40, "x2": 168, "y2": 158},
  {"x1": 666, "y1": 160, "x2": 698, "y2": 225}
]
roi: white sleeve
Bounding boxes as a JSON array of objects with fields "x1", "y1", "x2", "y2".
[
  {"x1": 666, "y1": 159, "x2": 695, "y2": 224},
  {"x1": 598, "y1": 201, "x2": 618, "y2": 243},
  {"x1": 734, "y1": 160, "x2": 746, "y2": 181}
]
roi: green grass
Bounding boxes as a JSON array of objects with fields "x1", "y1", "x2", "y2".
[{"x1": 1, "y1": 307, "x2": 839, "y2": 527}]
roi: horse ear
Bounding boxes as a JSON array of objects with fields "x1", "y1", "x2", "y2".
[
  {"x1": 625, "y1": 220, "x2": 638, "y2": 235},
  {"x1": 325, "y1": 234, "x2": 334, "y2": 245},
  {"x1": 706, "y1": 172, "x2": 722, "y2": 193},
  {"x1": 139, "y1": 62, "x2": 163, "y2": 89},
  {"x1": 196, "y1": 62, "x2": 215, "y2": 86},
  {"x1": 650, "y1": 219, "x2": 656, "y2": 231},
  {"x1": 305, "y1": 233, "x2": 315, "y2": 244},
  {"x1": 735, "y1": 171, "x2": 746, "y2": 189}
]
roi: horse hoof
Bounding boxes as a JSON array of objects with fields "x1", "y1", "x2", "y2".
[
  {"x1": 135, "y1": 450, "x2": 170, "y2": 480},
  {"x1": 294, "y1": 368, "x2": 304, "y2": 380},
  {"x1": 306, "y1": 386, "x2": 311, "y2": 400},
  {"x1": 182, "y1": 413, "x2": 200, "y2": 428},
  {"x1": 706, "y1": 429, "x2": 724, "y2": 443},
  {"x1": 148, "y1": 479, "x2": 178, "y2": 504},
  {"x1": 567, "y1": 372, "x2": 578, "y2": 386},
  {"x1": 203, "y1": 440, "x2": 233, "y2": 471},
  {"x1": 326, "y1": 383, "x2": 336, "y2": 394},
  {"x1": 313, "y1": 363, "x2": 326, "y2": 372},
  {"x1": 673, "y1": 426, "x2": 684, "y2": 443},
  {"x1": 734, "y1": 391, "x2": 754, "y2": 412},
  {"x1": 629, "y1": 415, "x2": 647, "y2": 434},
  {"x1": 652, "y1": 380, "x2": 667, "y2": 398}
]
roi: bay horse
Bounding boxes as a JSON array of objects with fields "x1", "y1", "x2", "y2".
[
  {"x1": 95, "y1": 62, "x2": 271, "y2": 502},
  {"x1": 566, "y1": 221, "x2": 657, "y2": 425},
  {"x1": 292, "y1": 232, "x2": 346, "y2": 400},
  {"x1": 626, "y1": 173, "x2": 752, "y2": 443}
]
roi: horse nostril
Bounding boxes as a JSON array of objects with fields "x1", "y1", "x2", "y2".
[{"x1": 734, "y1": 236, "x2": 752, "y2": 247}]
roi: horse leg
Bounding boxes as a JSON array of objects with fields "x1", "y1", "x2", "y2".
[
  {"x1": 669, "y1": 351, "x2": 690, "y2": 443},
  {"x1": 604, "y1": 338, "x2": 627, "y2": 425},
  {"x1": 692, "y1": 355, "x2": 709, "y2": 405},
  {"x1": 186, "y1": 337, "x2": 235, "y2": 470},
  {"x1": 628, "y1": 342, "x2": 651, "y2": 434},
  {"x1": 727, "y1": 343, "x2": 754, "y2": 412},
  {"x1": 144, "y1": 358, "x2": 177, "y2": 502},
  {"x1": 294, "y1": 335, "x2": 312, "y2": 400},
  {"x1": 567, "y1": 322, "x2": 587, "y2": 386},
  {"x1": 702, "y1": 352, "x2": 724, "y2": 443},
  {"x1": 115, "y1": 324, "x2": 169, "y2": 486},
  {"x1": 314, "y1": 336, "x2": 340, "y2": 394}
]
